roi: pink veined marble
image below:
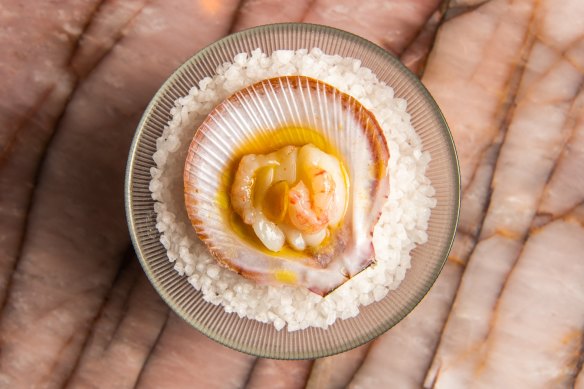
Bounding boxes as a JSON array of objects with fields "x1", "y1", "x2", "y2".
[{"x1": 0, "y1": 0, "x2": 582, "y2": 388}]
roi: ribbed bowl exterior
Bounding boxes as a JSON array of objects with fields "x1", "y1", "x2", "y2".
[{"x1": 125, "y1": 23, "x2": 460, "y2": 359}]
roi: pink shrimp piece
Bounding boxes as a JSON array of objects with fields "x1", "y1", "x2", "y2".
[
  {"x1": 288, "y1": 169, "x2": 335, "y2": 234},
  {"x1": 230, "y1": 154, "x2": 261, "y2": 224}
]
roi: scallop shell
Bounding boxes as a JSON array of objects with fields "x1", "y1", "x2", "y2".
[{"x1": 184, "y1": 76, "x2": 389, "y2": 295}]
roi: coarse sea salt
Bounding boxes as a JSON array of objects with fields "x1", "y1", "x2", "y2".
[{"x1": 150, "y1": 48, "x2": 436, "y2": 331}]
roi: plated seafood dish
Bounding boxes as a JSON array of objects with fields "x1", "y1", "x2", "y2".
[{"x1": 150, "y1": 49, "x2": 436, "y2": 331}]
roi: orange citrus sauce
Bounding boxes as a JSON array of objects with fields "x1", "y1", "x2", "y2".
[{"x1": 215, "y1": 126, "x2": 349, "y2": 257}]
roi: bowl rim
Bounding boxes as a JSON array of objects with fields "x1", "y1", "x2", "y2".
[{"x1": 125, "y1": 22, "x2": 461, "y2": 359}]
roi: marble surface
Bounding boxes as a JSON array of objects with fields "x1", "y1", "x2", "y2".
[{"x1": 0, "y1": 0, "x2": 582, "y2": 387}]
